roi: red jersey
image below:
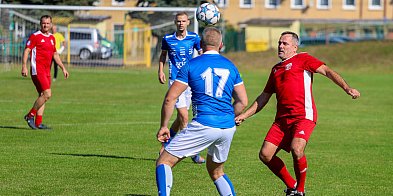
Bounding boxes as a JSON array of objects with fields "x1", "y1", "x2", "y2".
[
  {"x1": 263, "y1": 53, "x2": 324, "y2": 122},
  {"x1": 26, "y1": 31, "x2": 56, "y2": 76}
]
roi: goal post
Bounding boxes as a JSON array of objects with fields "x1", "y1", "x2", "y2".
[{"x1": 0, "y1": 4, "x2": 198, "y2": 68}]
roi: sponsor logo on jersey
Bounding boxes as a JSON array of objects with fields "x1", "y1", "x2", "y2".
[
  {"x1": 285, "y1": 63, "x2": 292, "y2": 70},
  {"x1": 299, "y1": 130, "x2": 305, "y2": 135},
  {"x1": 41, "y1": 39, "x2": 45, "y2": 43}
]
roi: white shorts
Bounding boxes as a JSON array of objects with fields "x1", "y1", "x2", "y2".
[
  {"x1": 165, "y1": 121, "x2": 236, "y2": 163},
  {"x1": 169, "y1": 79, "x2": 191, "y2": 109}
]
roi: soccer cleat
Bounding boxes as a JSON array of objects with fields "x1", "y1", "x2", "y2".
[
  {"x1": 36, "y1": 124, "x2": 51, "y2": 130},
  {"x1": 284, "y1": 188, "x2": 297, "y2": 196},
  {"x1": 24, "y1": 115, "x2": 37, "y2": 129},
  {"x1": 294, "y1": 192, "x2": 305, "y2": 196},
  {"x1": 191, "y1": 154, "x2": 205, "y2": 164}
]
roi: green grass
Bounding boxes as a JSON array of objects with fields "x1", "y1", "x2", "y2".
[{"x1": 0, "y1": 43, "x2": 392, "y2": 195}]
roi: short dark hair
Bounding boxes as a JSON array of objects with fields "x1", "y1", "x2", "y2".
[
  {"x1": 281, "y1": 31, "x2": 299, "y2": 45},
  {"x1": 40, "y1": 15, "x2": 52, "y2": 24}
]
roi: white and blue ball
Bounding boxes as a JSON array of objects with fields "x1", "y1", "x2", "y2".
[{"x1": 196, "y1": 3, "x2": 221, "y2": 25}]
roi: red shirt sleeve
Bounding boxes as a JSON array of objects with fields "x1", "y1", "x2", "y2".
[
  {"x1": 302, "y1": 53, "x2": 325, "y2": 73},
  {"x1": 25, "y1": 34, "x2": 36, "y2": 50},
  {"x1": 263, "y1": 69, "x2": 275, "y2": 94}
]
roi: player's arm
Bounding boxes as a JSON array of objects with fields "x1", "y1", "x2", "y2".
[
  {"x1": 316, "y1": 64, "x2": 360, "y2": 99},
  {"x1": 21, "y1": 48, "x2": 31, "y2": 77},
  {"x1": 158, "y1": 50, "x2": 168, "y2": 84},
  {"x1": 157, "y1": 81, "x2": 187, "y2": 142},
  {"x1": 53, "y1": 53, "x2": 69, "y2": 79},
  {"x1": 232, "y1": 83, "x2": 248, "y2": 116},
  {"x1": 235, "y1": 91, "x2": 272, "y2": 125}
]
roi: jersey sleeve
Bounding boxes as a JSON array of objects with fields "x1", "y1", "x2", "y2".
[
  {"x1": 25, "y1": 34, "x2": 36, "y2": 50},
  {"x1": 194, "y1": 35, "x2": 202, "y2": 51},
  {"x1": 161, "y1": 37, "x2": 169, "y2": 51},
  {"x1": 52, "y1": 36, "x2": 57, "y2": 53},
  {"x1": 263, "y1": 69, "x2": 275, "y2": 94},
  {"x1": 303, "y1": 54, "x2": 325, "y2": 73},
  {"x1": 233, "y1": 67, "x2": 243, "y2": 86}
]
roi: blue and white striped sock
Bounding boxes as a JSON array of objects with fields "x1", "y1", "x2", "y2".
[
  {"x1": 156, "y1": 164, "x2": 173, "y2": 196},
  {"x1": 214, "y1": 174, "x2": 236, "y2": 196}
]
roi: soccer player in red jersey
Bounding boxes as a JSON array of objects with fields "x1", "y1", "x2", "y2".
[
  {"x1": 21, "y1": 15, "x2": 69, "y2": 130},
  {"x1": 235, "y1": 31, "x2": 360, "y2": 196}
]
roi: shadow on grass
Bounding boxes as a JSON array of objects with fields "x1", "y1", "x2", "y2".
[
  {"x1": 50, "y1": 152, "x2": 156, "y2": 162},
  {"x1": 125, "y1": 194, "x2": 152, "y2": 196},
  {"x1": 0, "y1": 125, "x2": 32, "y2": 130}
]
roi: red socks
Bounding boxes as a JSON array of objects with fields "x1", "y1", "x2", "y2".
[
  {"x1": 35, "y1": 115, "x2": 42, "y2": 127},
  {"x1": 294, "y1": 156, "x2": 307, "y2": 193},
  {"x1": 28, "y1": 108, "x2": 37, "y2": 118},
  {"x1": 266, "y1": 156, "x2": 297, "y2": 189}
]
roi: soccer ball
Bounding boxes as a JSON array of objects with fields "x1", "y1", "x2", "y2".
[{"x1": 196, "y1": 3, "x2": 221, "y2": 25}]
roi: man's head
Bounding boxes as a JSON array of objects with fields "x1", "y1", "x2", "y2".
[
  {"x1": 278, "y1": 31, "x2": 299, "y2": 60},
  {"x1": 201, "y1": 27, "x2": 222, "y2": 52},
  {"x1": 174, "y1": 12, "x2": 190, "y2": 32},
  {"x1": 52, "y1": 24, "x2": 57, "y2": 33},
  {"x1": 40, "y1": 15, "x2": 52, "y2": 34}
]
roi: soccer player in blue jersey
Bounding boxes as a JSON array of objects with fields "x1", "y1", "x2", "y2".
[
  {"x1": 155, "y1": 27, "x2": 248, "y2": 196},
  {"x1": 158, "y1": 12, "x2": 205, "y2": 163}
]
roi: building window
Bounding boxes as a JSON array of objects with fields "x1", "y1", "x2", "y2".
[
  {"x1": 317, "y1": 0, "x2": 331, "y2": 9},
  {"x1": 369, "y1": 0, "x2": 382, "y2": 10},
  {"x1": 215, "y1": 0, "x2": 228, "y2": 8},
  {"x1": 291, "y1": 0, "x2": 305, "y2": 9},
  {"x1": 343, "y1": 0, "x2": 356, "y2": 10},
  {"x1": 240, "y1": 0, "x2": 253, "y2": 8},
  {"x1": 265, "y1": 0, "x2": 280, "y2": 9},
  {"x1": 112, "y1": 0, "x2": 125, "y2": 6}
]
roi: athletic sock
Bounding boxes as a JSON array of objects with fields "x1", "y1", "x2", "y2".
[
  {"x1": 156, "y1": 164, "x2": 172, "y2": 196},
  {"x1": 294, "y1": 156, "x2": 307, "y2": 193},
  {"x1": 28, "y1": 108, "x2": 37, "y2": 118},
  {"x1": 214, "y1": 174, "x2": 236, "y2": 196},
  {"x1": 266, "y1": 156, "x2": 297, "y2": 189},
  {"x1": 35, "y1": 115, "x2": 42, "y2": 127}
]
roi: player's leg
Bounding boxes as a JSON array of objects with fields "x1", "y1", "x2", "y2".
[
  {"x1": 53, "y1": 60, "x2": 58, "y2": 81},
  {"x1": 33, "y1": 89, "x2": 51, "y2": 129},
  {"x1": 261, "y1": 122, "x2": 297, "y2": 191},
  {"x1": 206, "y1": 156, "x2": 235, "y2": 196},
  {"x1": 207, "y1": 125, "x2": 236, "y2": 196},
  {"x1": 290, "y1": 119, "x2": 316, "y2": 194},
  {"x1": 156, "y1": 150, "x2": 183, "y2": 196}
]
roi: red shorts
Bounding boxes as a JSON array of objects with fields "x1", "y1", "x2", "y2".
[
  {"x1": 31, "y1": 74, "x2": 51, "y2": 93},
  {"x1": 264, "y1": 118, "x2": 316, "y2": 152}
]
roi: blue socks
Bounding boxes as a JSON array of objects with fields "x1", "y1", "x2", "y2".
[
  {"x1": 214, "y1": 174, "x2": 236, "y2": 196},
  {"x1": 156, "y1": 164, "x2": 173, "y2": 196}
]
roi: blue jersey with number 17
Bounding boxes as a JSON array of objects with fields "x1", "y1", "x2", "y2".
[
  {"x1": 161, "y1": 31, "x2": 201, "y2": 80},
  {"x1": 175, "y1": 51, "x2": 243, "y2": 128}
]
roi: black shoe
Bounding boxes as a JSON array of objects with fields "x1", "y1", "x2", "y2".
[
  {"x1": 284, "y1": 188, "x2": 297, "y2": 196},
  {"x1": 191, "y1": 154, "x2": 205, "y2": 164},
  {"x1": 37, "y1": 124, "x2": 51, "y2": 130},
  {"x1": 24, "y1": 115, "x2": 37, "y2": 129},
  {"x1": 294, "y1": 192, "x2": 305, "y2": 196}
]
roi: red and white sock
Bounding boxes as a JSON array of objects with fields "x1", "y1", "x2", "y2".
[{"x1": 294, "y1": 156, "x2": 307, "y2": 193}]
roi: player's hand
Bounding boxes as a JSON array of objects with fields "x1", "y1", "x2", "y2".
[
  {"x1": 21, "y1": 66, "x2": 28, "y2": 77},
  {"x1": 158, "y1": 71, "x2": 166, "y2": 84},
  {"x1": 235, "y1": 114, "x2": 246, "y2": 126},
  {"x1": 157, "y1": 127, "x2": 170, "y2": 143},
  {"x1": 346, "y1": 88, "x2": 360, "y2": 99},
  {"x1": 62, "y1": 68, "x2": 70, "y2": 79}
]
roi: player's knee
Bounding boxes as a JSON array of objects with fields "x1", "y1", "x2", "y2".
[
  {"x1": 42, "y1": 91, "x2": 52, "y2": 101},
  {"x1": 259, "y1": 150, "x2": 272, "y2": 164},
  {"x1": 291, "y1": 148, "x2": 304, "y2": 160},
  {"x1": 208, "y1": 170, "x2": 224, "y2": 181}
]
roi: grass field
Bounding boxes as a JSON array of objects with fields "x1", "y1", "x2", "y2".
[{"x1": 0, "y1": 42, "x2": 392, "y2": 195}]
